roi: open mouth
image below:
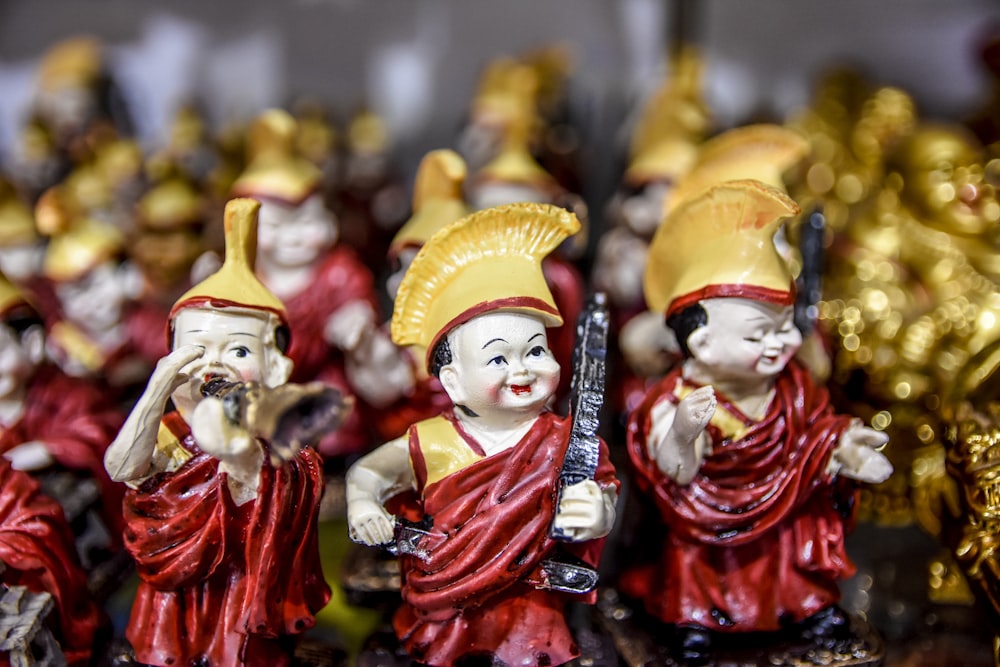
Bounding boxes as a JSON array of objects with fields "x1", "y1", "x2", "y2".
[{"x1": 510, "y1": 384, "x2": 532, "y2": 396}]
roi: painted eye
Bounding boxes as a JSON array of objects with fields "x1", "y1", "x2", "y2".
[
  {"x1": 232, "y1": 346, "x2": 251, "y2": 358},
  {"x1": 743, "y1": 337, "x2": 762, "y2": 343},
  {"x1": 488, "y1": 355, "x2": 507, "y2": 366},
  {"x1": 528, "y1": 345, "x2": 546, "y2": 357}
]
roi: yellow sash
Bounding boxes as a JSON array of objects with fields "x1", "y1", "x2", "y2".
[{"x1": 414, "y1": 416, "x2": 483, "y2": 488}]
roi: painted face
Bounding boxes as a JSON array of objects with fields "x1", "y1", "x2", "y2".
[
  {"x1": 0, "y1": 324, "x2": 36, "y2": 401},
  {"x1": 55, "y1": 260, "x2": 127, "y2": 334},
  {"x1": 444, "y1": 311, "x2": 560, "y2": 419},
  {"x1": 257, "y1": 194, "x2": 337, "y2": 268},
  {"x1": 170, "y1": 307, "x2": 278, "y2": 413},
  {"x1": 693, "y1": 298, "x2": 802, "y2": 381}
]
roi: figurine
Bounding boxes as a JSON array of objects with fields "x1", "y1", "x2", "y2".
[
  {"x1": 621, "y1": 181, "x2": 892, "y2": 664},
  {"x1": 103, "y1": 198, "x2": 338, "y2": 667},
  {"x1": 128, "y1": 169, "x2": 210, "y2": 309},
  {"x1": 334, "y1": 108, "x2": 408, "y2": 266},
  {"x1": 467, "y1": 113, "x2": 586, "y2": 405},
  {"x1": 616, "y1": 123, "x2": 812, "y2": 397},
  {"x1": 0, "y1": 273, "x2": 125, "y2": 555},
  {"x1": 0, "y1": 456, "x2": 106, "y2": 665},
  {"x1": 35, "y1": 185, "x2": 166, "y2": 400},
  {"x1": 232, "y1": 109, "x2": 412, "y2": 458},
  {"x1": 378, "y1": 148, "x2": 468, "y2": 441},
  {"x1": 346, "y1": 202, "x2": 619, "y2": 667}
]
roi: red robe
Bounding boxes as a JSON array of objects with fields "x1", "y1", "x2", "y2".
[
  {"x1": 0, "y1": 458, "x2": 105, "y2": 666},
  {"x1": 0, "y1": 365, "x2": 126, "y2": 539},
  {"x1": 279, "y1": 246, "x2": 381, "y2": 458},
  {"x1": 123, "y1": 412, "x2": 331, "y2": 667},
  {"x1": 395, "y1": 410, "x2": 618, "y2": 667},
  {"x1": 621, "y1": 361, "x2": 857, "y2": 632}
]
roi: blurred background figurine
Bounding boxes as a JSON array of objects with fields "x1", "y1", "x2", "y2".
[
  {"x1": 231, "y1": 109, "x2": 412, "y2": 462},
  {"x1": 620, "y1": 181, "x2": 892, "y2": 665},
  {"x1": 346, "y1": 202, "x2": 619, "y2": 667},
  {"x1": 103, "y1": 198, "x2": 343, "y2": 667}
]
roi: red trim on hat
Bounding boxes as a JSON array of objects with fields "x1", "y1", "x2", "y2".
[
  {"x1": 167, "y1": 297, "x2": 290, "y2": 349},
  {"x1": 666, "y1": 283, "x2": 796, "y2": 318},
  {"x1": 424, "y1": 296, "x2": 561, "y2": 368}
]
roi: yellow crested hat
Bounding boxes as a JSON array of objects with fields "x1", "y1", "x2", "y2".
[
  {"x1": 389, "y1": 149, "x2": 469, "y2": 261},
  {"x1": 137, "y1": 176, "x2": 204, "y2": 230},
  {"x1": 38, "y1": 186, "x2": 123, "y2": 283},
  {"x1": 38, "y1": 37, "x2": 102, "y2": 91},
  {"x1": 170, "y1": 198, "x2": 287, "y2": 326},
  {"x1": 231, "y1": 109, "x2": 321, "y2": 206},
  {"x1": 645, "y1": 179, "x2": 800, "y2": 317},
  {"x1": 625, "y1": 134, "x2": 699, "y2": 186},
  {"x1": 474, "y1": 115, "x2": 559, "y2": 195},
  {"x1": 666, "y1": 124, "x2": 810, "y2": 215},
  {"x1": 392, "y1": 202, "x2": 579, "y2": 365}
]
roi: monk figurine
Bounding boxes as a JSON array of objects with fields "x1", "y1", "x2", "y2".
[
  {"x1": 621, "y1": 181, "x2": 892, "y2": 664},
  {"x1": 0, "y1": 273, "x2": 125, "y2": 559},
  {"x1": 0, "y1": 456, "x2": 106, "y2": 665},
  {"x1": 103, "y1": 198, "x2": 335, "y2": 667},
  {"x1": 347, "y1": 203, "x2": 619, "y2": 667},
  {"x1": 232, "y1": 109, "x2": 412, "y2": 459},
  {"x1": 35, "y1": 185, "x2": 166, "y2": 402}
]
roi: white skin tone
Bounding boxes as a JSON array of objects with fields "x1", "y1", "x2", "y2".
[
  {"x1": 103, "y1": 307, "x2": 292, "y2": 505},
  {"x1": 346, "y1": 311, "x2": 617, "y2": 546},
  {"x1": 55, "y1": 260, "x2": 128, "y2": 342},
  {"x1": 593, "y1": 227, "x2": 649, "y2": 309},
  {"x1": 0, "y1": 244, "x2": 45, "y2": 282},
  {"x1": 621, "y1": 181, "x2": 672, "y2": 238},
  {"x1": 649, "y1": 298, "x2": 892, "y2": 486},
  {"x1": 0, "y1": 323, "x2": 55, "y2": 471},
  {"x1": 256, "y1": 194, "x2": 338, "y2": 298},
  {"x1": 469, "y1": 182, "x2": 548, "y2": 211}
]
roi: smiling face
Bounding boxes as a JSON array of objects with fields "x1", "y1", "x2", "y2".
[
  {"x1": 439, "y1": 311, "x2": 560, "y2": 422},
  {"x1": 55, "y1": 260, "x2": 126, "y2": 334},
  {"x1": 688, "y1": 298, "x2": 802, "y2": 383},
  {"x1": 257, "y1": 194, "x2": 338, "y2": 268},
  {"x1": 169, "y1": 306, "x2": 292, "y2": 415}
]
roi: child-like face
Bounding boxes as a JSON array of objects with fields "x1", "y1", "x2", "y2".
[
  {"x1": 692, "y1": 298, "x2": 802, "y2": 382},
  {"x1": 257, "y1": 194, "x2": 337, "y2": 268},
  {"x1": 55, "y1": 260, "x2": 126, "y2": 333},
  {"x1": 170, "y1": 307, "x2": 276, "y2": 410},
  {"x1": 442, "y1": 311, "x2": 560, "y2": 420}
]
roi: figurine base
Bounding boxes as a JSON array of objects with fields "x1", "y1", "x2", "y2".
[
  {"x1": 340, "y1": 543, "x2": 402, "y2": 612},
  {"x1": 595, "y1": 588, "x2": 885, "y2": 667}
]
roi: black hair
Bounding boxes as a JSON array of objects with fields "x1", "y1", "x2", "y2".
[
  {"x1": 3, "y1": 305, "x2": 44, "y2": 342},
  {"x1": 274, "y1": 324, "x2": 291, "y2": 355},
  {"x1": 666, "y1": 303, "x2": 708, "y2": 359},
  {"x1": 428, "y1": 335, "x2": 452, "y2": 378}
]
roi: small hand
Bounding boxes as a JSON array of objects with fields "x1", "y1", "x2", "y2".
[
  {"x1": 673, "y1": 386, "x2": 717, "y2": 442},
  {"x1": 4, "y1": 440, "x2": 55, "y2": 471},
  {"x1": 348, "y1": 497, "x2": 396, "y2": 546},
  {"x1": 552, "y1": 479, "x2": 614, "y2": 542},
  {"x1": 832, "y1": 424, "x2": 892, "y2": 484},
  {"x1": 153, "y1": 344, "x2": 206, "y2": 395},
  {"x1": 324, "y1": 301, "x2": 376, "y2": 352}
]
